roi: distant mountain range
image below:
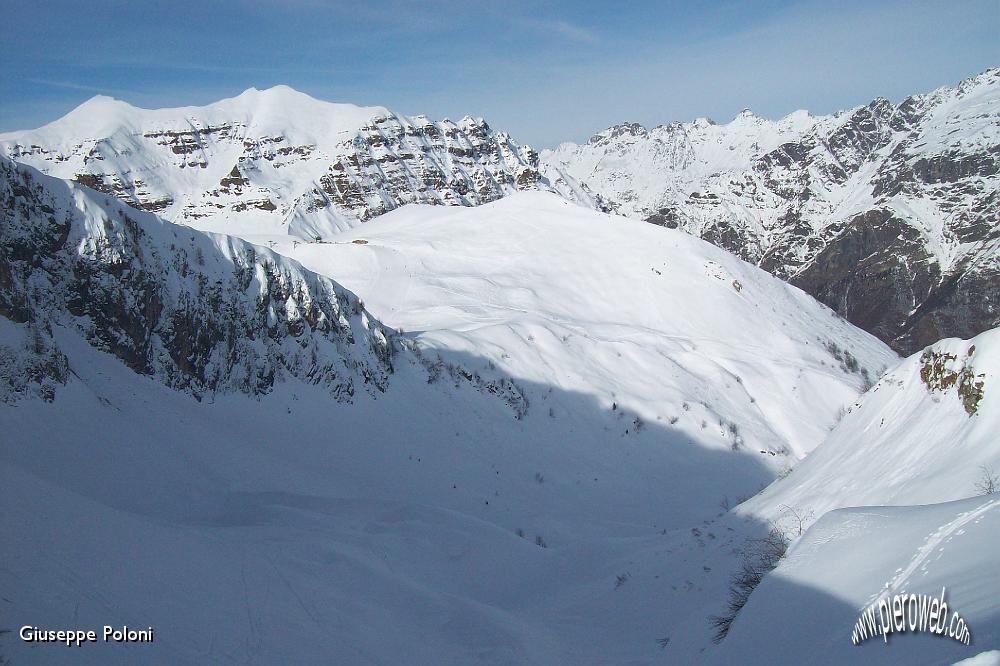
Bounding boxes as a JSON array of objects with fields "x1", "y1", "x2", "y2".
[{"x1": 543, "y1": 69, "x2": 1000, "y2": 354}]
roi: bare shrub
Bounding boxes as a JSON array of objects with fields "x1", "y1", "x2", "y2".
[
  {"x1": 709, "y1": 528, "x2": 789, "y2": 643},
  {"x1": 975, "y1": 465, "x2": 999, "y2": 495},
  {"x1": 778, "y1": 504, "x2": 814, "y2": 537}
]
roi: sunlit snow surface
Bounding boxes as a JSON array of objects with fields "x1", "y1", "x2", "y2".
[{"x1": 264, "y1": 192, "x2": 893, "y2": 460}]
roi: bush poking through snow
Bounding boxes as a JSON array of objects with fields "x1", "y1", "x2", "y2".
[
  {"x1": 831, "y1": 405, "x2": 848, "y2": 429},
  {"x1": 778, "y1": 504, "x2": 814, "y2": 537},
  {"x1": 709, "y1": 528, "x2": 789, "y2": 643},
  {"x1": 859, "y1": 367, "x2": 874, "y2": 391},
  {"x1": 975, "y1": 465, "x2": 999, "y2": 495},
  {"x1": 825, "y1": 340, "x2": 869, "y2": 378}
]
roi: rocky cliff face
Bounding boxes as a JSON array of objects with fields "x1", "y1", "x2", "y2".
[
  {"x1": 543, "y1": 69, "x2": 1000, "y2": 354},
  {"x1": 0, "y1": 155, "x2": 394, "y2": 402},
  {"x1": 0, "y1": 86, "x2": 608, "y2": 241}
]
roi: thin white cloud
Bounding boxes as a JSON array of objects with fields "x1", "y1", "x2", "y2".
[
  {"x1": 549, "y1": 19, "x2": 599, "y2": 44},
  {"x1": 25, "y1": 78, "x2": 144, "y2": 98},
  {"x1": 514, "y1": 16, "x2": 599, "y2": 44}
]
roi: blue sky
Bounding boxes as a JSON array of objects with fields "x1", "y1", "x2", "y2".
[{"x1": 1, "y1": 0, "x2": 997, "y2": 147}]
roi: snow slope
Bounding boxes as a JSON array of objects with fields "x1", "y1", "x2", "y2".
[
  {"x1": 661, "y1": 328, "x2": 1000, "y2": 663},
  {"x1": 0, "y1": 334, "x2": 839, "y2": 665},
  {"x1": 742, "y1": 327, "x2": 999, "y2": 530},
  {"x1": 707, "y1": 496, "x2": 1000, "y2": 665},
  {"x1": 627, "y1": 327, "x2": 999, "y2": 664},
  {"x1": 0, "y1": 325, "x2": 695, "y2": 665},
  {"x1": 267, "y1": 191, "x2": 895, "y2": 461}
]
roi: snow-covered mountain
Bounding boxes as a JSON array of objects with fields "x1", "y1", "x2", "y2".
[
  {"x1": 2, "y1": 159, "x2": 910, "y2": 663},
  {"x1": 542, "y1": 68, "x2": 1000, "y2": 355},
  {"x1": 267, "y1": 190, "x2": 898, "y2": 461},
  {"x1": 0, "y1": 86, "x2": 606, "y2": 241},
  {"x1": 0, "y1": 154, "x2": 893, "y2": 445}
]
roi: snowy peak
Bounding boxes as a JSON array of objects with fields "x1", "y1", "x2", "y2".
[
  {"x1": 229, "y1": 84, "x2": 321, "y2": 103},
  {"x1": 0, "y1": 88, "x2": 606, "y2": 241},
  {"x1": 69, "y1": 94, "x2": 129, "y2": 115},
  {"x1": 587, "y1": 122, "x2": 648, "y2": 145},
  {"x1": 954, "y1": 65, "x2": 1000, "y2": 96},
  {"x1": 32, "y1": 94, "x2": 147, "y2": 139},
  {"x1": 206, "y1": 86, "x2": 389, "y2": 138},
  {"x1": 13, "y1": 87, "x2": 388, "y2": 143}
]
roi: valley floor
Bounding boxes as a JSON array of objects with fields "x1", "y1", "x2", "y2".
[{"x1": 2, "y1": 323, "x2": 776, "y2": 665}]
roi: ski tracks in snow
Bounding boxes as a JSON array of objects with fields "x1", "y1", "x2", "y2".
[{"x1": 877, "y1": 497, "x2": 999, "y2": 603}]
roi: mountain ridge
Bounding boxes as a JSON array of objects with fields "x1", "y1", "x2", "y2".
[
  {"x1": 0, "y1": 88, "x2": 608, "y2": 241},
  {"x1": 542, "y1": 68, "x2": 1000, "y2": 354}
]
